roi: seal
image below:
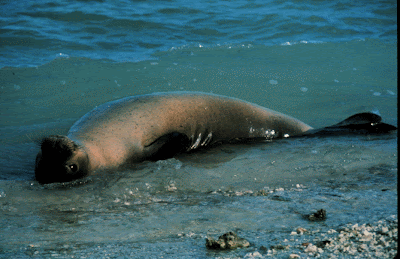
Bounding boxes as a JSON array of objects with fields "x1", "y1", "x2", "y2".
[{"x1": 34, "y1": 92, "x2": 396, "y2": 184}]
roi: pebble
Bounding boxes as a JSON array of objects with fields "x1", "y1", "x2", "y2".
[
  {"x1": 327, "y1": 229, "x2": 337, "y2": 234},
  {"x1": 263, "y1": 215, "x2": 397, "y2": 258},
  {"x1": 304, "y1": 243, "x2": 317, "y2": 253},
  {"x1": 381, "y1": 226, "x2": 388, "y2": 233},
  {"x1": 243, "y1": 251, "x2": 263, "y2": 258},
  {"x1": 296, "y1": 227, "x2": 307, "y2": 234},
  {"x1": 205, "y1": 231, "x2": 250, "y2": 250},
  {"x1": 319, "y1": 216, "x2": 396, "y2": 258}
]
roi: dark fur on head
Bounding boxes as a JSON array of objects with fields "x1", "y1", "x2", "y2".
[
  {"x1": 35, "y1": 135, "x2": 89, "y2": 184},
  {"x1": 40, "y1": 135, "x2": 79, "y2": 160}
]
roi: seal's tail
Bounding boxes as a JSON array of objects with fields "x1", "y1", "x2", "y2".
[{"x1": 305, "y1": 112, "x2": 397, "y2": 136}]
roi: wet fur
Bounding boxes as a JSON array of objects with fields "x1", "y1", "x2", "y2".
[
  {"x1": 35, "y1": 136, "x2": 89, "y2": 184},
  {"x1": 40, "y1": 135, "x2": 79, "y2": 160},
  {"x1": 34, "y1": 92, "x2": 397, "y2": 184}
]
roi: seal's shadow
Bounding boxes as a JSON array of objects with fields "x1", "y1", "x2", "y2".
[{"x1": 175, "y1": 141, "x2": 268, "y2": 168}]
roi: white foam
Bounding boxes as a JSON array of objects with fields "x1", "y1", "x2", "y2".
[
  {"x1": 371, "y1": 108, "x2": 381, "y2": 116},
  {"x1": 269, "y1": 79, "x2": 278, "y2": 85}
]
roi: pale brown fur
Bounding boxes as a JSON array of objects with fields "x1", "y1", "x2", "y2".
[
  {"x1": 68, "y1": 92, "x2": 312, "y2": 172},
  {"x1": 35, "y1": 92, "x2": 313, "y2": 184}
]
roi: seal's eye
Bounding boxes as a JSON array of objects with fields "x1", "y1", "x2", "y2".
[{"x1": 68, "y1": 164, "x2": 78, "y2": 173}]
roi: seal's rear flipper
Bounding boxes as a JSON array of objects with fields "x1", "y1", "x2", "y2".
[{"x1": 305, "y1": 112, "x2": 397, "y2": 136}]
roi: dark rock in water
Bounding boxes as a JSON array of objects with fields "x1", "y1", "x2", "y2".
[
  {"x1": 270, "y1": 244, "x2": 290, "y2": 250},
  {"x1": 316, "y1": 240, "x2": 331, "y2": 248},
  {"x1": 255, "y1": 189, "x2": 269, "y2": 196},
  {"x1": 205, "y1": 231, "x2": 250, "y2": 249},
  {"x1": 271, "y1": 195, "x2": 291, "y2": 202},
  {"x1": 306, "y1": 209, "x2": 327, "y2": 221}
]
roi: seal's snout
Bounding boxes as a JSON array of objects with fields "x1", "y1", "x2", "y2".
[{"x1": 35, "y1": 135, "x2": 89, "y2": 184}]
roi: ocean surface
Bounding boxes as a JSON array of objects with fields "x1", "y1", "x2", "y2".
[
  {"x1": 0, "y1": 0, "x2": 397, "y2": 258},
  {"x1": 0, "y1": 0, "x2": 397, "y2": 68}
]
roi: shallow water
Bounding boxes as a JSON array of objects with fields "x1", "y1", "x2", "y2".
[
  {"x1": 0, "y1": 0, "x2": 398, "y2": 258},
  {"x1": 0, "y1": 138, "x2": 397, "y2": 258}
]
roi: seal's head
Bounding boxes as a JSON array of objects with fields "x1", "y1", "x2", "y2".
[{"x1": 35, "y1": 135, "x2": 90, "y2": 184}]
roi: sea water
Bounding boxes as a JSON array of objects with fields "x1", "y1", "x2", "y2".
[{"x1": 0, "y1": 0, "x2": 397, "y2": 258}]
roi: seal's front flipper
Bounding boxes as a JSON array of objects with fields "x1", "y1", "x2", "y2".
[
  {"x1": 306, "y1": 112, "x2": 397, "y2": 136},
  {"x1": 144, "y1": 132, "x2": 190, "y2": 161}
]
